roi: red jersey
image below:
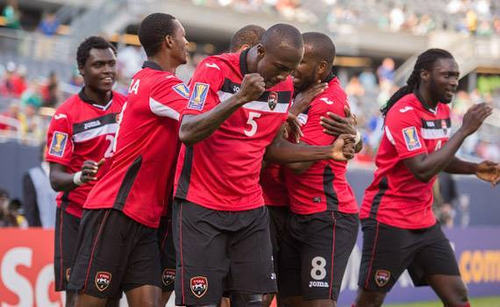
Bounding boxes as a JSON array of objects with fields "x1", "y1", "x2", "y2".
[
  {"x1": 285, "y1": 76, "x2": 358, "y2": 215},
  {"x1": 174, "y1": 50, "x2": 293, "y2": 211},
  {"x1": 46, "y1": 90, "x2": 126, "y2": 218},
  {"x1": 360, "y1": 93, "x2": 451, "y2": 229},
  {"x1": 84, "y1": 61, "x2": 188, "y2": 228},
  {"x1": 260, "y1": 163, "x2": 289, "y2": 207}
]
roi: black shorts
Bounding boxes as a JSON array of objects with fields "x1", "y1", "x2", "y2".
[
  {"x1": 358, "y1": 219, "x2": 460, "y2": 292},
  {"x1": 158, "y1": 215, "x2": 176, "y2": 292},
  {"x1": 267, "y1": 205, "x2": 289, "y2": 277},
  {"x1": 54, "y1": 207, "x2": 80, "y2": 291},
  {"x1": 68, "y1": 209, "x2": 161, "y2": 298},
  {"x1": 279, "y1": 211, "x2": 359, "y2": 301},
  {"x1": 173, "y1": 199, "x2": 277, "y2": 306}
]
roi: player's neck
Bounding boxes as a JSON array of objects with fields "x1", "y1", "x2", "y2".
[
  {"x1": 148, "y1": 55, "x2": 177, "y2": 74},
  {"x1": 83, "y1": 86, "x2": 111, "y2": 106},
  {"x1": 245, "y1": 47, "x2": 258, "y2": 73},
  {"x1": 415, "y1": 87, "x2": 438, "y2": 110}
]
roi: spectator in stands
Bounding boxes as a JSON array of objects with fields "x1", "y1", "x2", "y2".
[
  {"x1": 22, "y1": 143, "x2": 57, "y2": 228},
  {"x1": 41, "y1": 71, "x2": 60, "y2": 107},
  {"x1": 2, "y1": 0, "x2": 21, "y2": 29},
  {"x1": 38, "y1": 12, "x2": 59, "y2": 36},
  {"x1": 0, "y1": 188, "x2": 25, "y2": 227},
  {"x1": 376, "y1": 57, "x2": 395, "y2": 83},
  {"x1": 0, "y1": 102, "x2": 21, "y2": 131}
]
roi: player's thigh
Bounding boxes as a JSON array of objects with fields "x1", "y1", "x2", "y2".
[
  {"x1": 299, "y1": 211, "x2": 343, "y2": 301},
  {"x1": 357, "y1": 219, "x2": 416, "y2": 293},
  {"x1": 125, "y1": 285, "x2": 162, "y2": 307},
  {"x1": 277, "y1": 217, "x2": 301, "y2": 300},
  {"x1": 54, "y1": 207, "x2": 80, "y2": 291},
  {"x1": 122, "y1": 224, "x2": 162, "y2": 294},
  {"x1": 173, "y1": 199, "x2": 230, "y2": 306},
  {"x1": 227, "y1": 206, "x2": 277, "y2": 295},
  {"x1": 158, "y1": 216, "x2": 176, "y2": 292},
  {"x1": 69, "y1": 209, "x2": 139, "y2": 299}
]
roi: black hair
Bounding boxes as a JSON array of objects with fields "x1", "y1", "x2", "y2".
[
  {"x1": 261, "y1": 23, "x2": 303, "y2": 51},
  {"x1": 302, "y1": 32, "x2": 336, "y2": 70},
  {"x1": 380, "y1": 48, "x2": 454, "y2": 116},
  {"x1": 76, "y1": 36, "x2": 116, "y2": 68},
  {"x1": 138, "y1": 13, "x2": 177, "y2": 57},
  {"x1": 229, "y1": 25, "x2": 265, "y2": 52}
]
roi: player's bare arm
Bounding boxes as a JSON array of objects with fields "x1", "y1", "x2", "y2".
[
  {"x1": 265, "y1": 124, "x2": 355, "y2": 164},
  {"x1": 320, "y1": 105, "x2": 363, "y2": 152},
  {"x1": 49, "y1": 159, "x2": 103, "y2": 191},
  {"x1": 444, "y1": 157, "x2": 499, "y2": 186},
  {"x1": 179, "y1": 73, "x2": 265, "y2": 145},
  {"x1": 403, "y1": 103, "x2": 492, "y2": 182}
]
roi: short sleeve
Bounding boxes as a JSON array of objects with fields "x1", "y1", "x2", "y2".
[
  {"x1": 46, "y1": 112, "x2": 73, "y2": 166},
  {"x1": 149, "y1": 77, "x2": 189, "y2": 121},
  {"x1": 182, "y1": 59, "x2": 225, "y2": 116},
  {"x1": 384, "y1": 108, "x2": 427, "y2": 159},
  {"x1": 300, "y1": 94, "x2": 346, "y2": 146}
]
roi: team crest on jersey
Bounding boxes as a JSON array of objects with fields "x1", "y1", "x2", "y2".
[
  {"x1": 188, "y1": 83, "x2": 209, "y2": 111},
  {"x1": 190, "y1": 276, "x2": 208, "y2": 298},
  {"x1": 268, "y1": 91, "x2": 278, "y2": 110},
  {"x1": 375, "y1": 270, "x2": 391, "y2": 287},
  {"x1": 49, "y1": 131, "x2": 68, "y2": 157},
  {"x1": 162, "y1": 268, "x2": 176, "y2": 286},
  {"x1": 173, "y1": 83, "x2": 190, "y2": 99},
  {"x1": 402, "y1": 126, "x2": 421, "y2": 151},
  {"x1": 95, "y1": 271, "x2": 111, "y2": 292}
]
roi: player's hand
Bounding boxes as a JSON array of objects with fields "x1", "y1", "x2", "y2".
[
  {"x1": 475, "y1": 160, "x2": 500, "y2": 187},
  {"x1": 289, "y1": 81, "x2": 328, "y2": 115},
  {"x1": 329, "y1": 134, "x2": 356, "y2": 161},
  {"x1": 460, "y1": 103, "x2": 492, "y2": 136},
  {"x1": 320, "y1": 106, "x2": 357, "y2": 136},
  {"x1": 285, "y1": 113, "x2": 303, "y2": 143},
  {"x1": 237, "y1": 73, "x2": 265, "y2": 103},
  {"x1": 80, "y1": 159, "x2": 105, "y2": 183}
]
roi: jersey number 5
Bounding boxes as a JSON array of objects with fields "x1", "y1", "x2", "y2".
[{"x1": 244, "y1": 111, "x2": 261, "y2": 137}]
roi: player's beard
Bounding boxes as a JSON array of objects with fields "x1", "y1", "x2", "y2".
[
  {"x1": 430, "y1": 78, "x2": 453, "y2": 104},
  {"x1": 294, "y1": 66, "x2": 318, "y2": 94}
]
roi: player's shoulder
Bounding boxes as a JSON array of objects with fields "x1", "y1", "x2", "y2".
[
  {"x1": 53, "y1": 93, "x2": 81, "y2": 117},
  {"x1": 199, "y1": 53, "x2": 237, "y2": 73},
  {"x1": 386, "y1": 94, "x2": 421, "y2": 123},
  {"x1": 111, "y1": 91, "x2": 127, "y2": 105}
]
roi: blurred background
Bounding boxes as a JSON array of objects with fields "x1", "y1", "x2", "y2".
[{"x1": 0, "y1": 0, "x2": 499, "y2": 306}]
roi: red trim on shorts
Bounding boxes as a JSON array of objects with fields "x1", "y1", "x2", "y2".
[
  {"x1": 179, "y1": 204, "x2": 185, "y2": 304},
  {"x1": 329, "y1": 212, "x2": 337, "y2": 299},
  {"x1": 364, "y1": 221, "x2": 380, "y2": 288},
  {"x1": 83, "y1": 210, "x2": 110, "y2": 291},
  {"x1": 58, "y1": 208, "x2": 64, "y2": 287}
]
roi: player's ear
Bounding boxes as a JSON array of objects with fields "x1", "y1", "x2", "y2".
[
  {"x1": 78, "y1": 66, "x2": 84, "y2": 77},
  {"x1": 256, "y1": 44, "x2": 265, "y2": 59},
  {"x1": 420, "y1": 69, "x2": 430, "y2": 82},
  {"x1": 318, "y1": 60, "x2": 328, "y2": 75},
  {"x1": 164, "y1": 34, "x2": 174, "y2": 49}
]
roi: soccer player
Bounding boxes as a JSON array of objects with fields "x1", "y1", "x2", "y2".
[
  {"x1": 279, "y1": 32, "x2": 361, "y2": 307},
  {"x1": 173, "y1": 24, "x2": 355, "y2": 307},
  {"x1": 229, "y1": 24, "x2": 265, "y2": 53},
  {"x1": 354, "y1": 48, "x2": 499, "y2": 307},
  {"x1": 67, "y1": 13, "x2": 189, "y2": 307},
  {"x1": 46, "y1": 36, "x2": 126, "y2": 307}
]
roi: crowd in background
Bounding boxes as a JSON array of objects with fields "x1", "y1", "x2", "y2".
[
  {"x1": 186, "y1": 0, "x2": 500, "y2": 36},
  {"x1": 0, "y1": 0, "x2": 499, "y2": 228}
]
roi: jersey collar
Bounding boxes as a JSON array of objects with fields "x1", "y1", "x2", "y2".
[
  {"x1": 414, "y1": 90, "x2": 437, "y2": 114},
  {"x1": 239, "y1": 48, "x2": 250, "y2": 76},
  {"x1": 142, "y1": 60, "x2": 164, "y2": 71},
  {"x1": 78, "y1": 87, "x2": 113, "y2": 111}
]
